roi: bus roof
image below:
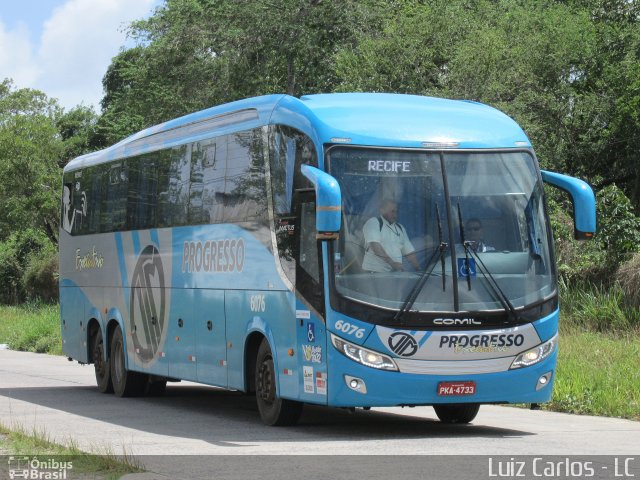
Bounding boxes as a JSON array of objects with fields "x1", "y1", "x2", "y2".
[
  {"x1": 295, "y1": 93, "x2": 531, "y2": 149},
  {"x1": 64, "y1": 93, "x2": 531, "y2": 172}
]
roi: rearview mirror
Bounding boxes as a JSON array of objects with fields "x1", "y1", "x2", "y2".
[
  {"x1": 541, "y1": 170, "x2": 596, "y2": 240},
  {"x1": 300, "y1": 165, "x2": 342, "y2": 240}
]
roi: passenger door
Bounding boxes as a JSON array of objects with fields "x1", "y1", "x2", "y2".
[{"x1": 293, "y1": 190, "x2": 328, "y2": 402}]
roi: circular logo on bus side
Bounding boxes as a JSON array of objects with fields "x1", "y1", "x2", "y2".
[
  {"x1": 130, "y1": 245, "x2": 166, "y2": 363},
  {"x1": 388, "y1": 332, "x2": 418, "y2": 357}
]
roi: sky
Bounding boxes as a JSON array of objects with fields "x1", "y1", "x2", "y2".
[{"x1": 0, "y1": 0, "x2": 161, "y2": 111}]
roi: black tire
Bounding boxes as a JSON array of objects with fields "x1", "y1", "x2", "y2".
[
  {"x1": 255, "y1": 339, "x2": 303, "y2": 426},
  {"x1": 92, "y1": 327, "x2": 113, "y2": 394},
  {"x1": 110, "y1": 326, "x2": 148, "y2": 397},
  {"x1": 433, "y1": 403, "x2": 480, "y2": 424}
]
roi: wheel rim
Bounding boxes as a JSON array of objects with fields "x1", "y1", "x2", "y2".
[{"x1": 257, "y1": 356, "x2": 275, "y2": 405}]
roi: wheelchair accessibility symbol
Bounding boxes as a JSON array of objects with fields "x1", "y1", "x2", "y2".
[
  {"x1": 307, "y1": 322, "x2": 316, "y2": 343},
  {"x1": 457, "y1": 258, "x2": 477, "y2": 278}
]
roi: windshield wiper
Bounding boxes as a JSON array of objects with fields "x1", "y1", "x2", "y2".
[
  {"x1": 457, "y1": 204, "x2": 472, "y2": 292},
  {"x1": 457, "y1": 204, "x2": 520, "y2": 323},
  {"x1": 464, "y1": 245, "x2": 520, "y2": 322},
  {"x1": 436, "y1": 204, "x2": 446, "y2": 292},
  {"x1": 393, "y1": 206, "x2": 448, "y2": 324}
]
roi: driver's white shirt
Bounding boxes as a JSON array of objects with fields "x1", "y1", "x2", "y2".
[{"x1": 362, "y1": 216, "x2": 415, "y2": 272}]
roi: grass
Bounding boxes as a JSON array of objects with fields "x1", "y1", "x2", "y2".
[
  {"x1": 548, "y1": 327, "x2": 640, "y2": 420},
  {"x1": 0, "y1": 302, "x2": 61, "y2": 355},
  {"x1": 546, "y1": 282, "x2": 640, "y2": 420},
  {"x1": 0, "y1": 421, "x2": 143, "y2": 479}
]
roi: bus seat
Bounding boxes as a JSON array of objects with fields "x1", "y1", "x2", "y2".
[
  {"x1": 341, "y1": 214, "x2": 366, "y2": 273},
  {"x1": 481, "y1": 218, "x2": 506, "y2": 251}
]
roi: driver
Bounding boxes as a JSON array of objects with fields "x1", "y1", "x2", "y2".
[
  {"x1": 466, "y1": 218, "x2": 496, "y2": 252},
  {"x1": 362, "y1": 198, "x2": 420, "y2": 272}
]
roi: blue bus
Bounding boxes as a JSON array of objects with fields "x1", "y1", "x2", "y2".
[{"x1": 59, "y1": 93, "x2": 595, "y2": 425}]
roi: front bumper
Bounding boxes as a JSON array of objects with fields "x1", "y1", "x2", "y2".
[{"x1": 326, "y1": 346, "x2": 557, "y2": 407}]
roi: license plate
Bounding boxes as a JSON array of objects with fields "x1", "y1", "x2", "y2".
[{"x1": 437, "y1": 381, "x2": 476, "y2": 396}]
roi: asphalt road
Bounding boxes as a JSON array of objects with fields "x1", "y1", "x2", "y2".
[{"x1": 0, "y1": 349, "x2": 638, "y2": 479}]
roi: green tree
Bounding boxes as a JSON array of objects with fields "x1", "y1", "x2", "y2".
[
  {"x1": 99, "y1": 0, "x2": 364, "y2": 142},
  {"x1": 334, "y1": 0, "x2": 640, "y2": 211},
  {"x1": 57, "y1": 105, "x2": 102, "y2": 163},
  {"x1": 0, "y1": 79, "x2": 63, "y2": 244}
]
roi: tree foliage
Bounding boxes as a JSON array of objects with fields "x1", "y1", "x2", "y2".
[
  {"x1": 0, "y1": 80, "x2": 99, "y2": 303},
  {"x1": 99, "y1": 0, "x2": 363, "y2": 133},
  {"x1": 99, "y1": 0, "x2": 640, "y2": 213},
  {"x1": 0, "y1": 79, "x2": 63, "y2": 244}
]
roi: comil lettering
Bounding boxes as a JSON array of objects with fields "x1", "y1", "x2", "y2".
[
  {"x1": 182, "y1": 238, "x2": 245, "y2": 273},
  {"x1": 434, "y1": 318, "x2": 481, "y2": 326},
  {"x1": 367, "y1": 160, "x2": 411, "y2": 173}
]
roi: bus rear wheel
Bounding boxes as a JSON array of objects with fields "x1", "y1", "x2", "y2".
[
  {"x1": 110, "y1": 326, "x2": 148, "y2": 397},
  {"x1": 92, "y1": 327, "x2": 113, "y2": 393},
  {"x1": 433, "y1": 403, "x2": 480, "y2": 424},
  {"x1": 255, "y1": 339, "x2": 303, "y2": 426}
]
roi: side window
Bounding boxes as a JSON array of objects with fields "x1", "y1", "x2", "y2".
[
  {"x1": 127, "y1": 154, "x2": 159, "y2": 230},
  {"x1": 101, "y1": 163, "x2": 128, "y2": 232},
  {"x1": 269, "y1": 125, "x2": 318, "y2": 284},
  {"x1": 299, "y1": 201, "x2": 320, "y2": 283},
  {"x1": 84, "y1": 166, "x2": 103, "y2": 234},
  {"x1": 224, "y1": 130, "x2": 267, "y2": 223},
  {"x1": 191, "y1": 137, "x2": 225, "y2": 225},
  {"x1": 157, "y1": 145, "x2": 190, "y2": 228},
  {"x1": 64, "y1": 128, "x2": 267, "y2": 235},
  {"x1": 62, "y1": 172, "x2": 83, "y2": 235}
]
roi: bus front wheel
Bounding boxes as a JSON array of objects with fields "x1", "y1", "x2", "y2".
[
  {"x1": 255, "y1": 339, "x2": 303, "y2": 426},
  {"x1": 433, "y1": 403, "x2": 480, "y2": 424},
  {"x1": 110, "y1": 326, "x2": 148, "y2": 397},
  {"x1": 91, "y1": 327, "x2": 113, "y2": 394}
]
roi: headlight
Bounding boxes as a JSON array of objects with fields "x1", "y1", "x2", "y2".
[
  {"x1": 331, "y1": 333, "x2": 398, "y2": 371},
  {"x1": 510, "y1": 333, "x2": 558, "y2": 369}
]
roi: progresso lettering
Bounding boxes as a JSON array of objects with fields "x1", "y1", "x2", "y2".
[
  {"x1": 367, "y1": 160, "x2": 411, "y2": 173},
  {"x1": 439, "y1": 334, "x2": 525, "y2": 349},
  {"x1": 182, "y1": 238, "x2": 245, "y2": 273}
]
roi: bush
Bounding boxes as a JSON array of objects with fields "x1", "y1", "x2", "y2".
[
  {"x1": 547, "y1": 184, "x2": 640, "y2": 287},
  {"x1": 23, "y1": 247, "x2": 58, "y2": 303},
  {"x1": 560, "y1": 280, "x2": 640, "y2": 332},
  {"x1": 596, "y1": 185, "x2": 640, "y2": 264},
  {"x1": 616, "y1": 253, "x2": 640, "y2": 310},
  {"x1": 548, "y1": 195, "x2": 608, "y2": 285},
  {"x1": 0, "y1": 243, "x2": 23, "y2": 304},
  {"x1": 0, "y1": 229, "x2": 54, "y2": 304}
]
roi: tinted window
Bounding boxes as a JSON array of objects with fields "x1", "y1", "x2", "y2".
[
  {"x1": 127, "y1": 155, "x2": 159, "y2": 230},
  {"x1": 63, "y1": 128, "x2": 266, "y2": 235},
  {"x1": 269, "y1": 125, "x2": 317, "y2": 284},
  {"x1": 191, "y1": 137, "x2": 225, "y2": 224},
  {"x1": 157, "y1": 145, "x2": 190, "y2": 228},
  {"x1": 225, "y1": 130, "x2": 267, "y2": 223},
  {"x1": 101, "y1": 162, "x2": 128, "y2": 232}
]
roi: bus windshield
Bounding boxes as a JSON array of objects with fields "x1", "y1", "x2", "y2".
[{"x1": 329, "y1": 147, "x2": 555, "y2": 321}]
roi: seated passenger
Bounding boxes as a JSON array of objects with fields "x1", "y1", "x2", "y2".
[{"x1": 362, "y1": 198, "x2": 420, "y2": 272}]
